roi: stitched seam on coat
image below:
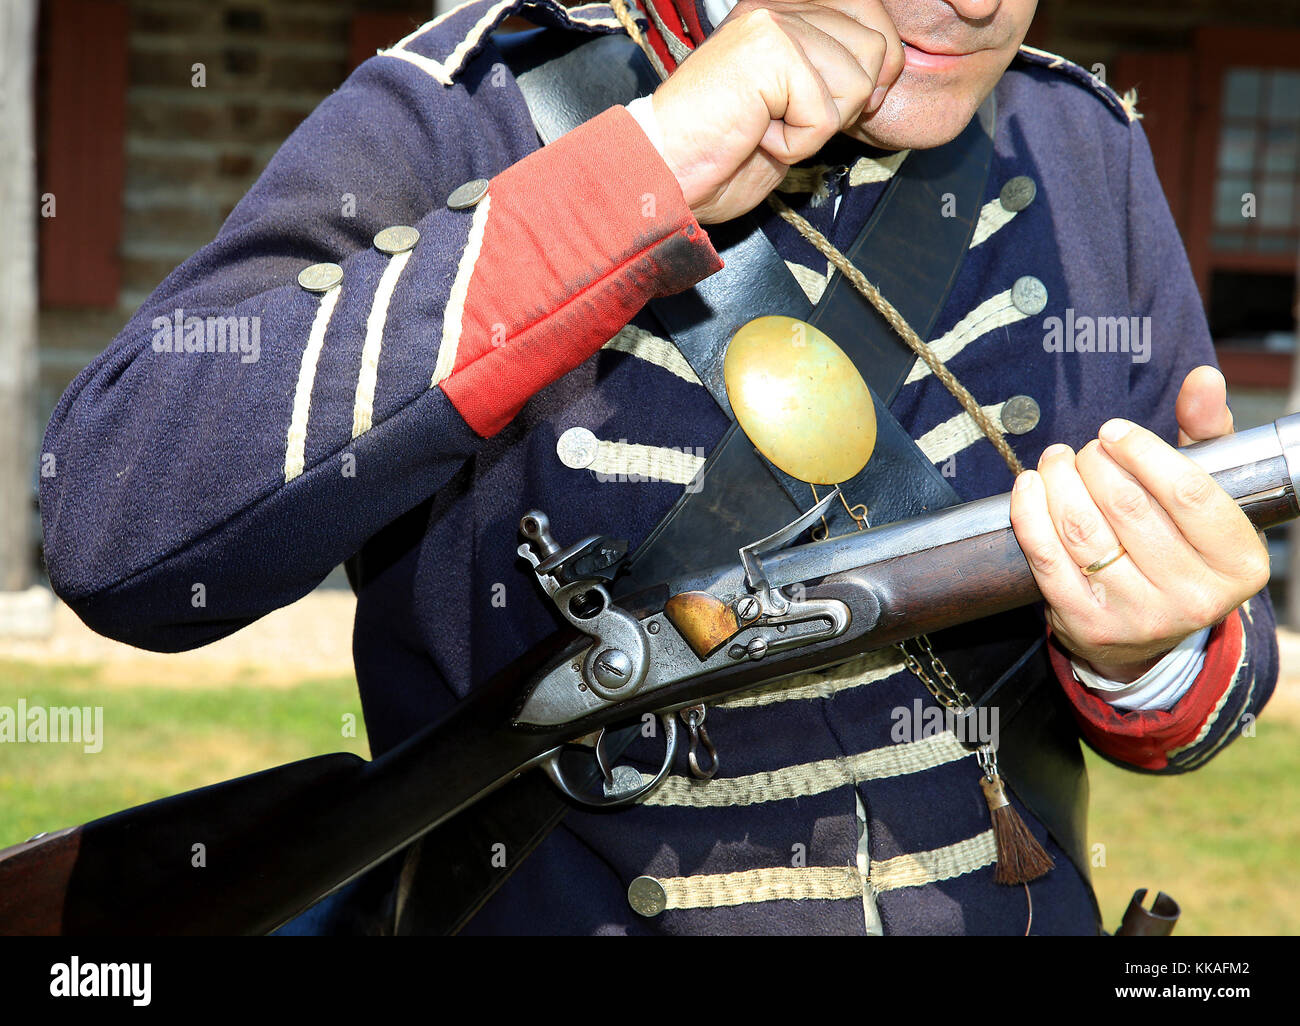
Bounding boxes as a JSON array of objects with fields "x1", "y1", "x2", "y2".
[
  {"x1": 601, "y1": 324, "x2": 701, "y2": 383},
  {"x1": 717, "y1": 649, "x2": 905, "y2": 709},
  {"x1": 587, "y1": 438, "x2": 705, "y2": 485},
  {"x1": 432, "y1": 194, "x2": 492, "y2": 387},
  {"x1": 969, "y1": 198, "x2": 1018, "y2": 249},
  {"x1": 654, "y1": 831, "x2": 997, "y2": 909},
  {"x1": 905, "y1": 290, "x2": 1021, "y2": 385},
  {"x1": 916, "y1": 402, "x2": 1007, "y2": 465}
]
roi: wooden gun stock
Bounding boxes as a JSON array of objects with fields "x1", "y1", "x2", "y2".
[{"x1": 0, "y1": 644, "x2": 575, "y2": 936}]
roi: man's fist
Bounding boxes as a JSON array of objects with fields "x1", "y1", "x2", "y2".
[{"x1": 651, "y1": 0, "x2": 904, "y2": 223}]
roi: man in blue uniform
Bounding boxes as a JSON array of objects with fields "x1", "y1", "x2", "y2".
[{"x1": 39, "y1": 0, "x2": 1276, "y2": 934}]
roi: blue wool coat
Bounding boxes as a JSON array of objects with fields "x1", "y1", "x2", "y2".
[{"x1": 39, "y1": 0, "x2": 1277, "y2": 935}]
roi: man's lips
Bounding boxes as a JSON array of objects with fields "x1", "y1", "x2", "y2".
[{"x1": 901, "y1": 39, "x2": 977, "y2": 72}]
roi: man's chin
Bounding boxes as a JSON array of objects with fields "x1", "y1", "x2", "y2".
[{"x1": 847, "y1": 83, "x2": 990, "y2": 151}]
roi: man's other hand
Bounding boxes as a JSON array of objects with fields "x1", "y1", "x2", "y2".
[{"x1": 1008, "y1": 366, "x2": 1270, "y2": 683}]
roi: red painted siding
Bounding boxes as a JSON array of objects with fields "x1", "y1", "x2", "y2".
[
  {"x1": 39, "y1": 0, "x2": 128, "y2": 308},
  {"x1": 1113, "y1": 52, "x2": 1193, "y2": 238},
  {"x1": 348, "y1": 13, "x2": 426, "y2": 73}
]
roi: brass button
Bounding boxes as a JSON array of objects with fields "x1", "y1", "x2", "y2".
[
  {"x1": 627, "y1": 876, "x2": 667, "y2": 917},
  {"x1": 1011, "y1": 275, "x2": 1047, "y2": 316},
  {"x1": 297, "y1": 262, "x2": 343, "y2": 292},
  {"x1": 1001, "y1": 395, "x2": 1041, "y2": 435},
  {"x1": 447, "y1": 178, "x2": 490, "y2": 210},
  {"x1": 999, "y1": 175, "x2": 1037, "y2": 212},
  {"x1": 557, "y1": 427, "x2": 598, "y2": 470},
  {"x1": 373, "y1": 225, "x2": 420, "y2": 254}
]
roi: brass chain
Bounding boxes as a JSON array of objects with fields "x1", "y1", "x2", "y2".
[{"x1": 896, "y1": 635, "x2": 973, "y2": 711}]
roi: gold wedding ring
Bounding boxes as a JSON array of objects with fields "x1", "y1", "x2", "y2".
[{"x1": 1081, "y1": 545, "x2": 1127, "y2": 576}]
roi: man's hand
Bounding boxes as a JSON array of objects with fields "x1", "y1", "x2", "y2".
[
  {"x1": 650, "y1": 0, "x2": 904, "y2": 224},
  {"x1": 1008, "y1": 366, "x2": 1271, "y2": 683}
]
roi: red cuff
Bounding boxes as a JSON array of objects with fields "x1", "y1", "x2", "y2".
[
  {"x1": 439, "y1": 104, "x2": 722, "y2": 437},
  {"x1": 1047, "y1": 611, "x2": 1246, "y2": 769}
]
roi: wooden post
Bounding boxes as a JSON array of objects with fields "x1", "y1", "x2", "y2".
[{"x1": 0, "y1": 0, "x2": 38, "y2": 592}]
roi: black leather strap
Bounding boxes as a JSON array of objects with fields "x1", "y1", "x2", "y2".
[
  {"x1": 505, "y1": 28, "x2": 976, "y2": 532},
  {"x1": 644, "y1": 97, "x2": 996, "y2": 531},
  {"x1": 504, "y1": 28, "x2": 662, "y2": 140},
  {"x1": 646, "y1": 219, "x2": 963, "y2": 535},
  {"x1": 811, "y1": 101, "x2": 996, "y2": 407},
  {"x1": 621, "y1": 422, "x2": 802, "y2": 586}
]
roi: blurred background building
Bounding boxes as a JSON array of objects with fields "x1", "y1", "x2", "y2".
[{"x1": 4, "y1": 0, "x2": 1300, "y2": 617}]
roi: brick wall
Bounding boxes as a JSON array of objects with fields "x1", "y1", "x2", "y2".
[{"x1": 37, "y1": 0, "x2": 433, "y2": 432}]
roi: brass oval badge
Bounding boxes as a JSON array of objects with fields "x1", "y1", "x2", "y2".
[{"x1": 724, "y1": 316, "x2": 877, "y2": 485}]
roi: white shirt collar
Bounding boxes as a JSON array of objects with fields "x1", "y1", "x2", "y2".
[{"x1": 699, "y1": 0, "x2": 738, "y2": 32}]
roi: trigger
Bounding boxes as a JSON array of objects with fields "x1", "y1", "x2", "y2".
[{"x1": 594, "y1": 728, "x2": 616, "y2": 788}]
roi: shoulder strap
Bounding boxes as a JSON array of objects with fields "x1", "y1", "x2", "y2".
[
  {"x1": 505, "y1": 29, "x2": 1003, "y2": 537},
  {"x1": 503, "y1": 28, "x2": 662, "y2": 140}
]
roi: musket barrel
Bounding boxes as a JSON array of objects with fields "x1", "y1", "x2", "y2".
[
  {"x1": 766, "y1": 413, "x2": 1300, "y2": 594},
  {"x1": 778, "y1": 413, "x2": 1300, "y2": 649}
]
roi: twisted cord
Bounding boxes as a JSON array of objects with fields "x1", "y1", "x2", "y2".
[
  {"x1": 609, "y1": 0, "x2": 670, "y2": 79},
  {"x1": 768, "y1": 195, "x2": 1024, "y2": 475}
]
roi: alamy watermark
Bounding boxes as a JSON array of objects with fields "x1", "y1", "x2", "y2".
[
  {"x1": 1043, "y1": 308, "x2": 1151, "y2": 364},
  {"x1": 0, "y1": 700, "x2": 103, "y2": 753},
  {"x1": 594, "y1": 444, "x2": 707, "y2": 494},
  {"x1": 151, "y1": 308, "x2": 261, "y2": 363},
  {"x1": 890, "y1": 698, "x2": 999, "y2": 750},
  {"x1": 50, "y1": 958, "x2": 150, "y2": 1006}
]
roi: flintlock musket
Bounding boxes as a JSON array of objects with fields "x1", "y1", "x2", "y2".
[{"x1": 3, "y1": 414, "x2": 1298, "y2": 935}]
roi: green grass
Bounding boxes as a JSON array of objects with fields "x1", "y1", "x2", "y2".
[
  {"x1": 1, "y1": 659, "x2": 1295, "y2": 934},
  {"x1": 1085, "y1": 716, "x2": 1300, "y2": 936},
  {"x1": 0, "y1": 661, "x2": 369, "y2": 848}
]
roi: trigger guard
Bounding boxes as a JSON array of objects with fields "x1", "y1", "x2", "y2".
[{"x1": 540, "y1": 714, "x2": 680, "y2": 808}]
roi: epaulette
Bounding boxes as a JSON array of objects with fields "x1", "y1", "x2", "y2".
[
  {"x1": 1014, "y1": 44, "x2": 1142, "y2": 124},
  {"x1": 374, "y1": 0, "x2": 639, "y2": 86}
]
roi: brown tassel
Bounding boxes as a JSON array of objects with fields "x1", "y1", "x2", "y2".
[{"x1": 981, "y1": 774, "x2": 1054, "y2": 885}]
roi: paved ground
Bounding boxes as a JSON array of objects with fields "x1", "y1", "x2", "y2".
[
  {"x1": 0, "y1": 587, "x2": 357, "y2": 685},
  {"x1": 1269, "y1": 627, "x2": 1300, "y2": 723}
]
